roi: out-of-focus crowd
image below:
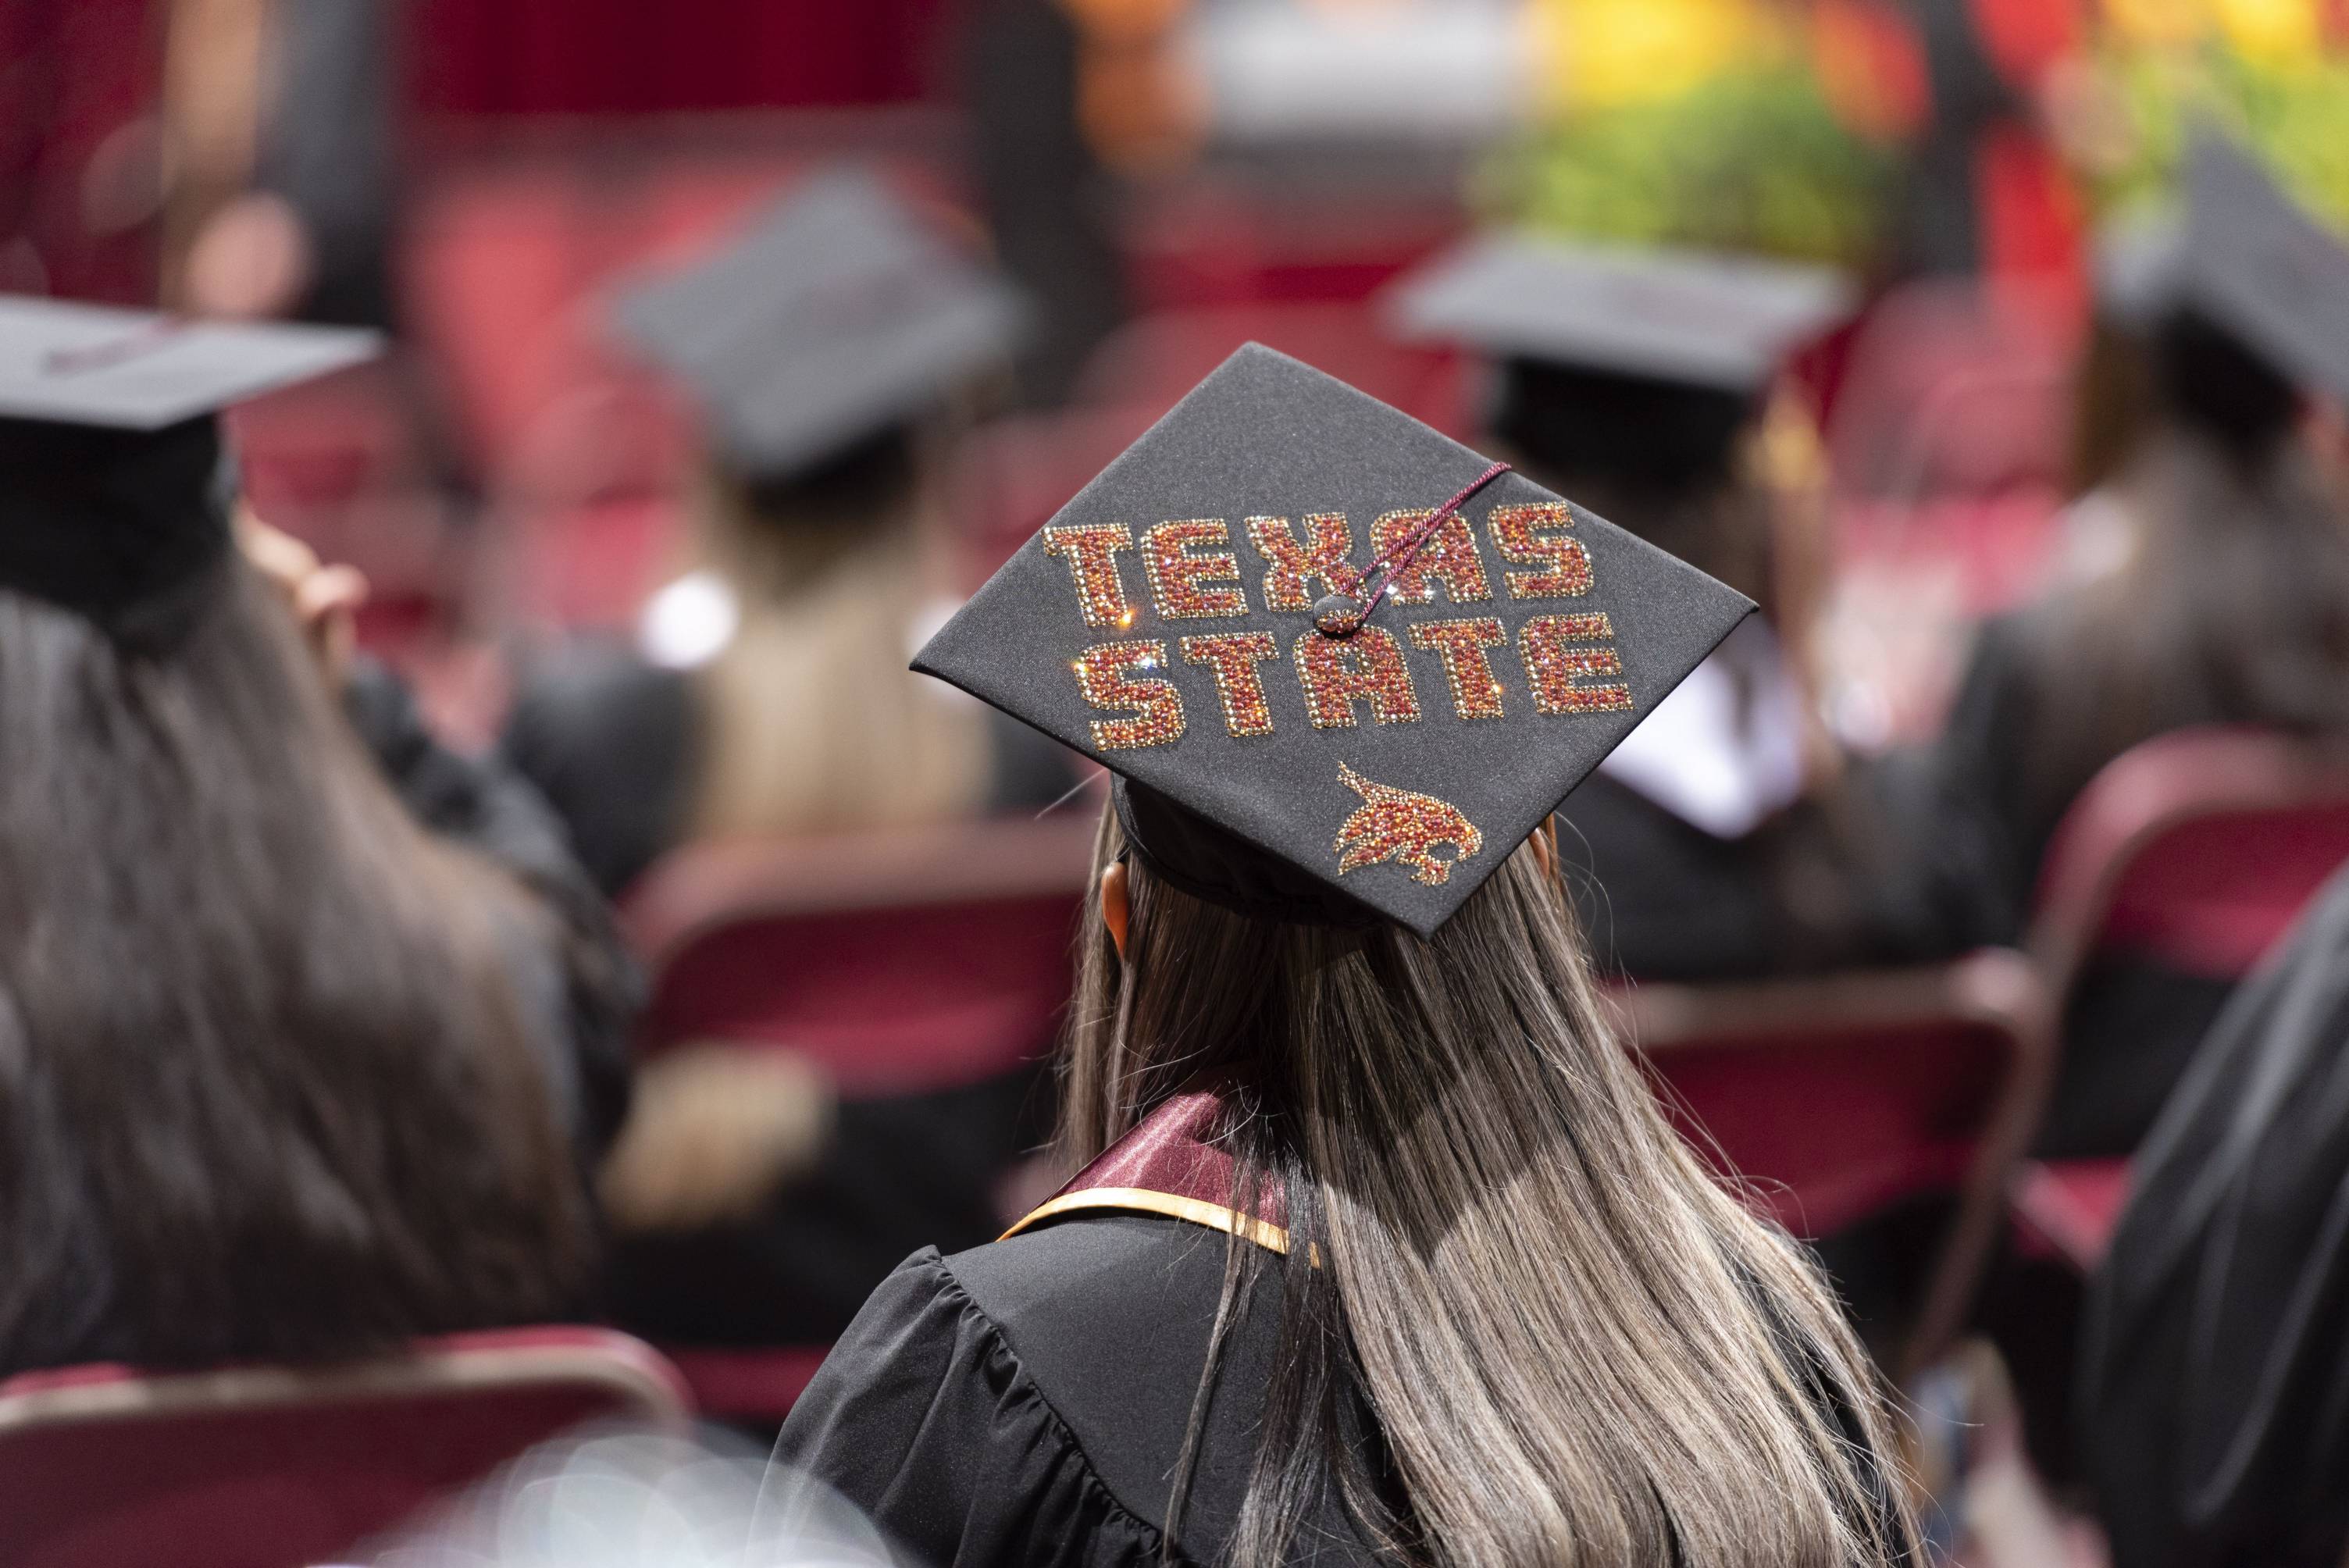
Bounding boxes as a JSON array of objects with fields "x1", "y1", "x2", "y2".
[{"x1": 8, "y1": 2, "x2": 2349, "y2": 1566}]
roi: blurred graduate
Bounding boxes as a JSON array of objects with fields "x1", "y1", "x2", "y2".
[
  {"x1": 501, "y1": 169, "x2": 1071, "y2": 1363},
  {"x1": 503, "y1": 169, "x2": 1067, "y2": 900},
  {"x1": 1926, "y1": 130, "x2": 2349, "y2": 1157},
  {"x1": 1385, "y1": 237, "x2": 1937, "y2": 982},
  {"x1": 0, "y1": 301, "x2": 633, "y2": 1376}
]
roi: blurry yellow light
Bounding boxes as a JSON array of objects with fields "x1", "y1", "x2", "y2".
[
  {"x1": 2215, "y1": 0, "x2": 2319, "y2": 60},
  {"x1": 1542, "y1": 0, "x2": 1780, "y2": 109}
]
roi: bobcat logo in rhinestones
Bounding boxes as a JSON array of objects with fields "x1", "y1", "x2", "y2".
[{"x1": 1332, "y1": 763, "x2": 1483, "y2": 887}]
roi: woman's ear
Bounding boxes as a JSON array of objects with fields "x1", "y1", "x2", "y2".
[{"x1": 1100, "y1": 861, "x2": 1131, "y2": 962}]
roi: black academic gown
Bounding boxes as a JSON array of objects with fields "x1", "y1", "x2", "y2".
[
  {"x1": 1554, "y1": 772, "x2": 1940, "y2": 983},
  {"x1": 2077, "y1": 863, "x2": 2349, "y2": 1568},
  {"x1": 497, "y1": 642, "x2": 703, "y2": 903},
  {"x1": 1547, "y1": 618, "x2": 1944, "y2": 984},
  {"x1": 775, "y1": 1082, "x2": 1384, "y2": 1563},
  {"x1": 776, "y1": 1089, "x2": 1906, "y2": 1568},
  {"x1": 347, "y1": 657, "x2": 636, "y2": 1164},
  {"x1": 605, "y1": 1071, "x2": 1051, "y2": 1349},
  {"x1": 1555, "y1": 775, "x2": 1788, "y2": 981},
  {"x1": 776, "y1": 1215, "x2": 1381, "y2": 1568}
]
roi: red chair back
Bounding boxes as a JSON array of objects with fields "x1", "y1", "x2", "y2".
[
  {"x1": 620, "y1": 819, "x2": 1096, "y2": 1420},
  {"x1": 624, "y1": 818, "x2": 1097, "y2": 1096},
  {"x1": 0, "y1": 1327, "x2": 690, "y2": 1568},
  {"x1": 2012, "y1": 728, "x2": 2349, "y2": 1269},
  {"x1": 2032, "y1": 727, "x2": 2349, "y2": 988},
  {"x1": 1620, "y1": 951, "x2": 2051, "y2": 1370}
]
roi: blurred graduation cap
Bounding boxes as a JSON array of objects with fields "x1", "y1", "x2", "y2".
[
  {"x1": 912, "y1": 344, "x2": 1753, "y2": 938},
  {"x1": 0, "y1": 294, "x2": 378, "y2": 429},
  {"x1": 2094, "y1": 133, "x2": 2349, "y2": 396},
  {"x1": 2087, "y1": 130, "x2": 2349, "y2": 454},
  {"x1": 1385, "y1": 235, "x2": 1852, "y2": 489},
  {"x1": 0, "y1": 294, "x2": 380, "y2": 648},
  {"x1": 2176, "y1": 129, "x2": 2349, "y2": 406},
  {"x1": 612, "y1": 169, "x2": 1028, "y2": 483}
]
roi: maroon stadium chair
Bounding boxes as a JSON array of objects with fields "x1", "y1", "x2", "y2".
[
  {"x1": 620, "y1": 816, "x2": 1097, "y2": 1417},
  {"x1": 0, "y1": 1327, "x2": 690, "y2": 1568},
  {"x1": 2011, "y1": 727, "x2": 2349, "y2": 1270},
  {"x1": 625, "y1": 815, "x2": 1097, "y2": 1096},
  {"x1": 1617, "y1": 950, "x2": 2053, "y2": 1373}
]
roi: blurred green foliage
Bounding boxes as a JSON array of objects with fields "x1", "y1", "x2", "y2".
[
  {"x1": 1485, "y1": 66, "x2": 1895, "y2": 265},
  {"x1": 2091, "y1": 47, "x2": 2349, "y2": 225}
]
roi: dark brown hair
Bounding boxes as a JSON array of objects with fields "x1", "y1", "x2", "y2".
[
  {"x1": 2030, "y1": 316, "x2": 2349, "y2": 811},
  {"x1": 1064, "y1": 807, "x2": 1919, "y2": 1568},
  {"x1": 0, "y1": 560, "x2": 598, "y2": 1374}
]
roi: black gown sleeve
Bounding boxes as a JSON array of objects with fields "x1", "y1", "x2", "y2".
[
  {"x1": 1553, "y1": 768, "x2": 1966, "y2": 982},
  {"x1": 775, "y1": 1249, "x2": 1176, "y2": 1568},
  {"x1": 498, "y1": 641, "x2": 698, "y2": 901},
  {"x1": 2080, "y1": 866, "x2": 2349, "y2": 1568},
  {"x1": 1878, "y1": 611, "x2": 2050, "y2": 953},
  {"x1": 344, "y1": 656, "x2": 637, "y2": 1162}
]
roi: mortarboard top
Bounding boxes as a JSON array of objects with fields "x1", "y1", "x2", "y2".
[
  {"x1": 0, "y1": 295, "x2": 379, "y2": 648},
  {"x1": 913, "y1": 344, "x2": 1754, "y2": 939},
  {"x1": 2177, "y1": 130, "x2": 2349, "y2": 406},
  {"x1": 612, "y1": 169, "x2": 1028, "y2": 484},
  {"x1": 0, "y1": 294, "x2": 379, "y2": 429},
  {"x1": 1383, "y1": 233, "x2": 1854, "y2": 394}
]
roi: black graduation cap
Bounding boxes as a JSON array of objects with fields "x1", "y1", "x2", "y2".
[
  {"x1": 0, "y1": 294, "x2": 379, "y2": 647},
  {"x1": 2175, "y1": 130, "x2": 2349, "y2": 405},
  {"x1": 913, "y1": 344, "x2": 1755, "y2": 938},
  {"x1": 1384, "y1": 235, "x2": 1850, "y2": 490},
  {"x1": 612, "y1": 169, "x2": 1028, "y2": 483}
]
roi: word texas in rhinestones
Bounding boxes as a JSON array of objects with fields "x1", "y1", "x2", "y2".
[
  {"x1": 1048, "y1": 504, "x2": 1636, "y2": 753},
  {"x1": 1333, "y1": 763, "x2": 1482, "y2": 886}
]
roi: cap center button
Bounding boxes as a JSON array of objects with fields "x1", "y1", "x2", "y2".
[{"x1": 1312, "y1": 593, "x2": 1363, "y2": 638}]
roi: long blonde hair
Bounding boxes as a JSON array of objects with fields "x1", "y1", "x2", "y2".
[
  {"x1": 687, "y1": 430, "x2": 993, "y2": 839},
  {"x1": 1064, "y1": 807, "x2": 1919, "y2": 1567}
]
